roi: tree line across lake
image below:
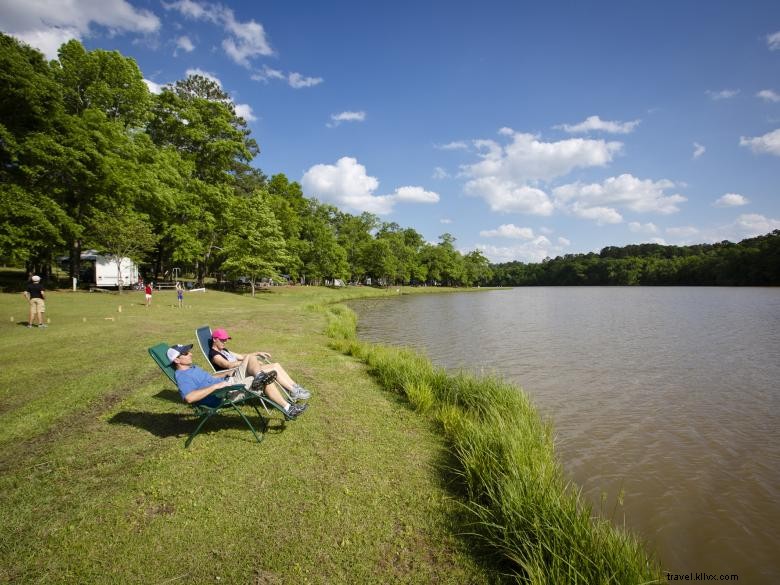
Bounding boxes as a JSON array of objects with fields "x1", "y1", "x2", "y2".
[{"x1": 2, "y1": 33, "x2": 777, "y2": 288}]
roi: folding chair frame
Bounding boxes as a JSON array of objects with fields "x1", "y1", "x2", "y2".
[{"x1": 148, "y1": 343, "x2": 287, "y2": 447}]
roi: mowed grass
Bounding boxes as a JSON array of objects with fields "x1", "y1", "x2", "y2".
[{"x1": 0, "y1": 286, "x2": 492, "y2": 584}]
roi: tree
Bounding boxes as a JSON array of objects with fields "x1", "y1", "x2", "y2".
[
  {"x1": 220, "y1": 193, "x2": 290, "y2": 296},
  {"x1": 86, "y1": 209, "x2": 158, "y2": 293}
]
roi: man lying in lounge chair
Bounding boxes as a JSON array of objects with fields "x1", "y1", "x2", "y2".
[
  {"x1": 209, "y1": 328, "x2": 312, "y2": 401},
  {"x1": 169, "y1": 344, "x2": 307, "y2": 419}
]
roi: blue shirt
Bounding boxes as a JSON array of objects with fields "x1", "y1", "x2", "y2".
[{"x1": 175, "y1": 366, "x2": 223, "y2": 408}]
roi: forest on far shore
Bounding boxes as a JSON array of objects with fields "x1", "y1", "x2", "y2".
[{"x1": 489, "y1": 231, "x2": 780, "y2": 286}]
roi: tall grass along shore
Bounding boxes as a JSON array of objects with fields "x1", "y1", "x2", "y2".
[
  {"x1": 326, "y1": 299, "x2": 662, "y2": 584},
  {"x1": 0, "y1": 285, "x2": 660, "y2": 583}
]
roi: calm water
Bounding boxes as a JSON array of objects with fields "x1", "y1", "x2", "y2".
[{"x1": 351, "y1": 287, "x2": 780, "y2": 583}]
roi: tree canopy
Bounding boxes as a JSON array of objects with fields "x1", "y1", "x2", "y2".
[{"x1": 1, "y1": 33, "x2": 776, "y2": 288}]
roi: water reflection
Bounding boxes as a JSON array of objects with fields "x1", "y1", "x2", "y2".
[{"x1": 351, "y1": 287, "x2": 780, "y2": 583}]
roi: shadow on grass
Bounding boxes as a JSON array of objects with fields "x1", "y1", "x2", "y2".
[
  {"x1": 152, "y1": 388, "x2": 182, "y2": 404},
  {"x1": 108, "y1": 410, "x2": 287, "y2": 443}
]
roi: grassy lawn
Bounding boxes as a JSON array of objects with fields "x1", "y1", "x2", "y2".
[{"x1": 0, "y1": 286, "x2": 492, "y2": 584}]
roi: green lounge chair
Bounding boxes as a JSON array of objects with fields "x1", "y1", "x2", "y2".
[{"x1": 148, "y1": 342, "x2": 284, "y2": 447}]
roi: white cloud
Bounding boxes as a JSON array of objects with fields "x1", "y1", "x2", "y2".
[
  {"x1": 733, "y1": 213, "x2": 780, "y2": 236},
  {"x1": 740, "y1": 128, "x2": 780, "y2": 156},
  {"x1": 392, "y1": 186, "x2": 439, "y2": 203},
  {"x1": 234, "y1": 103, "x2": 256, "y2": 122},
  {"x1": 553, "y1": 174, "x2": 686, "y2": 223},
  {"x1": 557, "y1": 237, "x2": 571, "y2": 246},
  {"x1": 2, "y1": 0, "x2": 160, "y2": 59},
  {"x1": 768, "y1": 31, "x2": 780, "y2": 51},
  {"x1": 301, "y1": 157, "x2": 438, "y2": 215},
  {"x1": 757, "y1": 89, "x2": 780, "y2": 103},
  {"x1": 288, "y1": 72, "x2": 323, "y2": 89},
  {"x1": 714, "y1": 193, "x2": 748, "y2": 207},
  {"x1": 144, "y1": 78, "x2": 165, "y2": 94},
  {"x1": 176, "y1": 35, "x2": 195, "y2": 53},
  {"x1": 479, "y1": 224, "x2": 535, "y2": 239},
  {"x1": 464, "y1": 178, "x2": 554, "y2": 215},
  {"x1": 463, "y1": 129, "x2": 623, "y2": 184},
  {"x1": 556, "y1": 115, "x2": 640, "y2": 134},
  {"x1": 693, "y1": 142, "x2": 706, "y2": 159},
  {"x1": 440, "y1": 218, "x2": 453, "y2": 224},
  {"x1": 477, "y1": 236, "x2": 566, "y2": 263},
  {"x1": 667, "y1": 214, "x2": 780, "y2": 245},
  {"x1": 628, "y1": 222, "x2": 659, "y2": 234},
  {"x1": 706, "y1": 89, "x2": 740, "y2": 100},
  {"x1": 251, "y1": 65, "x2": 285, "y2": 83},
  {"x1": 165, "y1": 0, "x2": 273, "y2": 66},
  {"x1": 461, "y1": 129, "x2": 622, "y2": 216},
  {"x1": 436, "y1": 141, "x2": 469, "y2": 150},
  {"x1": 570, "y1": 203, "x2": 623, "y2": 225},
  {"x1": 432, "y1": 167, "x2": 450, "y2": 180},
  {"x1": 327, "y1": 111, "x2": 366, "y2": 128}
]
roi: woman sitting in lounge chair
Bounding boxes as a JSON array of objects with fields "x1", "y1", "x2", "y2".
[{"x1": 209, "y1": 328, "x2": 312, "y2": 401}]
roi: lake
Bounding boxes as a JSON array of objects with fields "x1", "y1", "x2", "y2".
[{"x1": 350, "y1": 287, "x2": 780, "y2": 583}]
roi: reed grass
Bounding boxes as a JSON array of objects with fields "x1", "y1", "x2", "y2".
[{"x1": 326, "y1": 302, "x2": 662, "y2": 584}]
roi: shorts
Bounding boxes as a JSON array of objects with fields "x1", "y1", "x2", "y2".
[
  {"x1": 145, "y1": 294, "x2": 152, "y2": 301},
  {"x1": 30, "y1": 298, "x2": 45, "y2": 312}
]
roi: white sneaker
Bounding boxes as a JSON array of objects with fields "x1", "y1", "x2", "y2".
[{"x1": 290, "y1": 385, "x2": 311, "y2": 400}]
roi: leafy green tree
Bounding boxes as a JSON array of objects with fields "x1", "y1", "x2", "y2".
[
  {"x1": 462, "y1": 249, "x2": 493, "y2": 286},
  {"x1": 220, "y1": 192, "x2": 290, "y2": 296},
  {"x1": 86, "y1": 209, "x2": 158, "y2": 293}
]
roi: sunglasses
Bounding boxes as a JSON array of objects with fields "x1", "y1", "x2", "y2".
[{"x1": 179, "y1": 351, "x2": 190, "y2": 356}]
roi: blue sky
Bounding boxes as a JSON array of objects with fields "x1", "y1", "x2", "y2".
[{"x1": 2, "y1": 0, "x2": 780, "y2": 261}]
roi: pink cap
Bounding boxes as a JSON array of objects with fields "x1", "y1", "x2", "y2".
[{"x1": 212, "y1": 328, "x2": 231, "y2": 340}]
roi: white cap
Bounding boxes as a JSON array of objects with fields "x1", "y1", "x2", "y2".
[
  {"x1": 31, "y1": 275, "x2": 40, "y2": 282},
  {"x1": 167, "y1": 344, "x2": 193, "y2": 364}
]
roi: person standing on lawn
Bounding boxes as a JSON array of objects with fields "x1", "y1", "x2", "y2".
[
  {"x1": 24, "y1": 275, "x2": 46, "y2": 328},
  {"x1": 144, "y1": 282, "x2": 153, "y2": 307}
]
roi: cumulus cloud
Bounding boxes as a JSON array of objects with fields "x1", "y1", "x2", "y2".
[
  {"x1": 693, "y1": 142, "x2": 706, "y2": 159},
  {"x1": 234, "y1": 103, "x2": 256, "y2": 122},
  {"x1": 479, "y1": 224, "x2": 535, "y2": 239},
  {"x1": 464, "y1": 129, "x2": 622, "y2": 184},
  {"x1": 739, "y1": 128, "x2": 780, "y2": 156},
  {"x1": 392, "y1": 186, "x2": 439, "y2": 203},
  {"x1": 733, "y1": 213, "x2": 780, "y2": 235},
  {"x1": 768, "y1": 30, "x2": 780, "y2": 51},
  {"x1": 477, "y1": 236, "x2": 568, "y2": 263},
  {"x1": 553, "y1": 174, "x2": 686, "y2": 225},
  {"x1": 714, "y1": 193, "x2": 748, "y2": 207},
  {"x1": 288, "y1": 72, "x2": 323, "y2": 89},
  {"x1": 143, "y1": 79, "x2": 165, "y2": 94},
  {"x1": 327, "y1": 111, "x2": 366, "y2": 128},
  {"x1": 301, "y1": 157, "x2": 438, "y2": 215},
  {"x1": 757, "y1": 89, "x2": 780, "y2": 103},
  {"x1": 460, "y1": 129, "x2": 622, "y2": 216},
  {"x1": 165, "y1": 0, "x2": 273, "y2": 66},
  {"x1": 464, "y1": 178, "x2": 554, "y2": 215},
  {"x1": 628, "y1": 222, "x2": 659, "y2": 234},
  {"x1": 1, "y1": 0, "x2": 160, "y2": 59},
  {"x1": 176, "y1": 35, "x2": 195, "y2": 53},
  {"x1": 555, "y1": 115, "x2": 640, "y2": 134},
  {"x1": 706, "y1": 89, "x2": 740, "y2": 100}
]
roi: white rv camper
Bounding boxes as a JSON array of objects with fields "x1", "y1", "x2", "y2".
[{"x1": 81, "y1": 250, "x2": 139, "y2": 288}]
